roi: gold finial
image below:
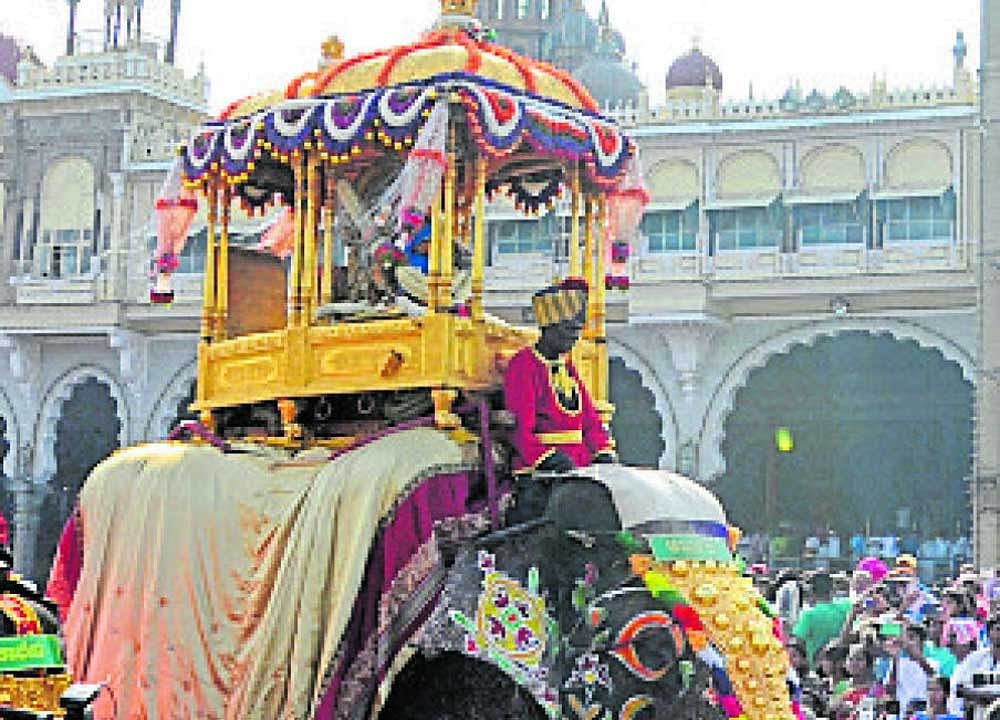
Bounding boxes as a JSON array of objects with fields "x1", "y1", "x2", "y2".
[
  {"x1": 321, "y1": 35, "x2": 345, "y2": 62},
  {"x1": 441, "y1": 0, "x2": 478, "y2": 16}
]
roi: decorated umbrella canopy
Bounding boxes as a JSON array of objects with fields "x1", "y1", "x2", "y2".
[{"x1": 157, "y1": 0, "x2": 646, "y2": 432}]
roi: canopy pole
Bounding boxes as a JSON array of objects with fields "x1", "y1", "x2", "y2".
[
  {"x1": 288, "y1": 154, "x2": 305, "y2": 327},
  {"x1": 215, "y1": 184, "x2": 231, "y2": 341},
  {"x1": 201, "y1": 181, "x2": 218, "y2": 342},
  {"x1": 583, "y1": 195, "x2": 595, "y2": 338},
  {"x1": 428, "y1": 192, "x2": 442, "y2": 314},
  {"x1": 440, "y1": 125, "x2": 456, "y2": 311},
  {"x1": 302, "y1": 151, "x2": 319, "y2": 324},
  {"x1": 595, "y1": 196, "x2": 607, "y2": 341},
  {"x1": 196, "y1": 180, "x2": 219, "y2": 432},
  {"x1": 321, "y1": 168, "x2": 335, "y2": 307},
  {"x1": 471, "y1": 157, "x2": 487, "y2": 321},
  {"x1": 569, "y1": 163, "x2": 581, "y2": 277},
  {"x1": 595, "y1": 196, "x2": 609, "y2": 409}
]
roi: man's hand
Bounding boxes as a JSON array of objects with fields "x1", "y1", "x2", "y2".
[{"x1": 537, "y1": 450, "x2": 574, "y2": 474}]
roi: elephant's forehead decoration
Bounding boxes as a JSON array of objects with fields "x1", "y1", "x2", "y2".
[
  {"x1": 477, "y1": 573, "x2": 547, "y2": 665},
  {"x1": 448, "y1": 551, "x2": 558, "y2": 714}
]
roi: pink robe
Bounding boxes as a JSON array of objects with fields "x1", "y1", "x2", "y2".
[{"x1": 504, "y1": 346, "x2": 612, "y2": 473}]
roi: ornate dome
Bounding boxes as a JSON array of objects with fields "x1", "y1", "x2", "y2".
[
  {"x1": 221, "y1": 22, "x2": 600, "y2": 120},
  {"x1": 573, "y1": 56, "x2": 643, "y2": 108},
  {"x1": 0, "y1": 35, "x2": 20, "y2": 86},
  {"x1": 665, "y1": 47, "x2": 722, "y2": 93}
]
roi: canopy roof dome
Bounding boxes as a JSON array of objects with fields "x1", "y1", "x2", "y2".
[
  {"x1": 220, "y1": 6, "x2": 599, "y2": 121},
  {"x1": 665, "y1": 47, "x2": 722, "y2": 93}
]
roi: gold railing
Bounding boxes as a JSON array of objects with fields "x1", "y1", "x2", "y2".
[{"x1": 193, "y1": 98, "x2": 612, "y2": 432}]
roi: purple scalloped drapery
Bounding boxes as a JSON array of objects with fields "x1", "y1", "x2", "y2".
[{"x1": 182, "y1": 73, "x2": 633, "y2": 190}]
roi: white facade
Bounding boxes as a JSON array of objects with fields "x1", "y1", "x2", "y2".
[{"x1": 0, "y1": 17, "x2": 993, "y2": 575}]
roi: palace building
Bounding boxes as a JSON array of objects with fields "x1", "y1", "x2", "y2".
[{"x1": 0, "y1": 0, "x2": 995, "y2": 579}]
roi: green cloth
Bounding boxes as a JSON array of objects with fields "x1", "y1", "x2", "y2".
[
  {"x1": 792, "y1": 599, "x2": 853, "y2": 663},
  {"x1": 923, "y1": 641, "x2": 957, "y2": 678}
]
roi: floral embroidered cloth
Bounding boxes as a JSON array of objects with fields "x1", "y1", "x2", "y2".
[{"x1": 53, "y1": 427, "x2": 467, "y2": 720}]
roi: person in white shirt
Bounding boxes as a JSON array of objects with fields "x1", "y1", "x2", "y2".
[
  {"x1": 886, "y1": 623, "x2": 937, "y2": 717},
  {"x1": 948, "y1": 615, "x2": 1000, "y2": 718}
]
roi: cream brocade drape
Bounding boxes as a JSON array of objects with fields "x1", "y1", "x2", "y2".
[{"x1": 63, "y1": 427, "x2": 463, "y2": 720}]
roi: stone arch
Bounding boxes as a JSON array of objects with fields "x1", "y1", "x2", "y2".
[
  {"x1": 716, "y1": 149, "x2": 780, "y2": 198},
  {"x1": 0, "y1": 388, "x2": 19, "y2": 479},
  {"x1": 33, "y1": 365, "x2": 129, "y2": 484},
  {"x1": 40, "y1": 156, "x2": 94, "y2": 232},
  {"x1": 800, "y1": 143, "x2": 865, "y2": 192},
  {"x1": 607, "y1": 337, "x2": 679, "y2": 470},
  {"x1": 698, "y1": 318, "x2": 974, "y2": 483},
  {"x1": 646, "y1": 159, "x2": 699, "y2": 204},
  {"x1": 884, "y1": 137, "x2": 952, "y2": 189},
  {"x1": 145, "y1": 358, "x2": 198, "y2": 440}
]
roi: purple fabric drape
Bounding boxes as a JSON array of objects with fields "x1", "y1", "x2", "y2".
[{"x1": 314, "y1": 471, "x2": 471, "y2": 719}]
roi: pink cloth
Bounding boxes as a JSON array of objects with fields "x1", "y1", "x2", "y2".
[
  {"x1": 45, "y1": 509, "x2": 83, "y2": 623},
  {"x1": 857, "y1": 556, "x2": 889, "y2": 583}
]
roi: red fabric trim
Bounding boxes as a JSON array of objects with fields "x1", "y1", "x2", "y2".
[
  {"x1": 610, "y1": 187, "x2": 651, "y2": 203},
  {"x1": 316, "y1": 48, "x2": 392, "y2": 95},
  {"x1": 452, "y1": 30, "x2": 483, "y2": 75},
  {"x1": 155, "y1": 198, "x2": 198, "y2": 210},
  {"x1": 482, "y1": 43, "x2": 538, "y2": 95},
  {"x1": 409, "y1": 148, "x2": 447, "y2": 169},
  {"x1": 285, "y1": 71, "x2": 318, "y2": 99},
  {"x1": 218, "y1": 95, "x2": 254, "y2": 121},
  {"x1": 377, "y1": 31, "x2": 449, "y2": 87}
]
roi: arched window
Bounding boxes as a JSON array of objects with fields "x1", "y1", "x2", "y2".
[{"x1": 38, "y1": 157, "x2": 95, "y2": 278}]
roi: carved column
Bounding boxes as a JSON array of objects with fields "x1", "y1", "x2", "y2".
[
  {"x1": 106, "y1": 171, "x2": 125, "y2": 300},
  {"x1": 0, "y1": 335, "x2": 43, "y2": 578},
  {"x1": 11, "y1": 467, "x2": 43, "y2": 581},
  {"x1": 662, "y1": 320, "x2": 721, "y2": 404},
  {"x1": 976, "y1": 0, "x2": 1000, "y2": 567},
  {"x1": 109, "y1": 329, "x2": 146, "y2": 442},
  {"x1": 661, "y1": 319, "x2": 723, "y2": 479}
]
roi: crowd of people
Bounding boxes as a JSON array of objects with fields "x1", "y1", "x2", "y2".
[{"x1": 756, "y1": 556, "x2": 1000, "y2": 719}]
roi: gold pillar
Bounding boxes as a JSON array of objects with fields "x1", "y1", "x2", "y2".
[
  {"x1": 321, "y1": 169, "x2": 335, "y2": 306},
  {"x1": 201, "y1": 182, "x2": 218, "y2": 341},
  {"x1": 582, "y1": 196, "x2": 595, "y2": 338},
  {"x1": 471, "y1": 158, "x2": 487, "y2": 321},
  {"x1": 215, "y1": 184, "x2": 231, "y2": 341},
  {"x1": 302, "y1": 152, "x2": 319, "y2": 324},
  {"x1": 594, "y1": 197, "x2": 609, "y2": 409},
  {"x1": 428, "y1": 196, "x2": 442, "y2": 314},
  {"x1": 440, "y1": 132, "x2": 456, "y2": 310},
  {"x1": 595, "y1": 197, "x2": 607, "y2": 341},
  {"x1": 569, "y1": 164, "x2": 581, "y2": 277},
  {"x1": 288, "y1": 155, "x2": 305, "y2": 327}
]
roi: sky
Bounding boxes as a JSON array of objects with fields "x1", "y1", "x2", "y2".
[{"x1": 0, "y1": 0, "x2": 982, "y2": 114}]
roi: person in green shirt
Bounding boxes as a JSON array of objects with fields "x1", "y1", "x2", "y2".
[
  {"x1": 793, "y1": 573, "x2": 854, "y2": 664},
  {"x1": 923, "y1": 612, "x2": 957, "y2": 678}
]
